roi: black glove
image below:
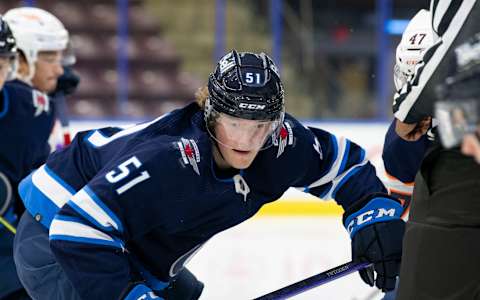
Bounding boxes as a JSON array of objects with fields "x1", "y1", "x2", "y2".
[
  {"x1": 52, "y1": 66, "x2": 80, "y2": 96},
  {"x1": 343, "y1": 194, "x2": 405, "y2": 292}
]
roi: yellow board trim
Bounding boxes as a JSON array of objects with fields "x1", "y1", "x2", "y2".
[{"x1": 256, "y1": 200, "x2": 344, "y2": 217}]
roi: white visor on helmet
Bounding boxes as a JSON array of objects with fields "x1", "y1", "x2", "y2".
[{"x1": 207, "y1": 107, "x2": 283, "y2": 151}]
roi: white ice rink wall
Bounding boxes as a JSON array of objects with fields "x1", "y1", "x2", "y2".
[{"x1": 70, "y1": 120, "x2": 391, "y2": 300}]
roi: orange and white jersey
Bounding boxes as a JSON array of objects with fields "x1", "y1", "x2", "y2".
[{"x1": 384, "y1": 172, "x2": 414, "y2": 220}]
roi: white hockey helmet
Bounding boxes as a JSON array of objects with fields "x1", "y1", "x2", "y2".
[
  {"x1": 4, "y1": 7, "x2": 68, "y2": 82},
  {"x1": 394, "y1": 9, "x2": 437, "y2": 90}
]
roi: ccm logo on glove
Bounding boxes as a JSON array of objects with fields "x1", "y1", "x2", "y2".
[{"x1": 344, "y1": 198, "x2": 403, "y2": 237}]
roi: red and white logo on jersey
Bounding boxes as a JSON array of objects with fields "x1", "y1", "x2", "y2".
[
  {"x1": 274, "y1": 121, "x2": 294, "y2": 158},
  {"x1": 32, "y1": 90, "x2": 50, "y2": 117},
  {"x1": 177, "y1": 138, "x2": 201, "y2": 175}
]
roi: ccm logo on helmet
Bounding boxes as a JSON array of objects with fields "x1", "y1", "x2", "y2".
[{"x1": 239, "y1": 103, "x2": 266, "y2": 110}]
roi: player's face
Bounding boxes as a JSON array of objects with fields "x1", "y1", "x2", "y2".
[
  {"x1": 0, "y1": 57, "x2": 11, "y2": 90},
  {"x1": 213, "y1": 114, "x2": 275, "y2": 169},
  {"x1": 32, "y1": 50, "x2": 64, "y2": 93}
]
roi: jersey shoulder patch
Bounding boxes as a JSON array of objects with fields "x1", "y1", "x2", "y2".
[
  {"x1": 32, "y1": 89, "x2": 50, "y2": 117},
  {"x1": 175, "y1": 137, "x2": 201, "y2": 175},
  {"x1": 274, "y1": 120, "x2": 294, "y2": 158}
]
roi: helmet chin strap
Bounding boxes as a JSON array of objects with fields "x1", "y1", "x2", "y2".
[
  {"x1": 205, "y1": 120, "x2": 229, "y2": 168},
  {"x1": 25, "y1": 60, "x2": 36, "y2": 83},
  {"x1": 211, "y1": 137, "x2": 232, "y2": 170}
]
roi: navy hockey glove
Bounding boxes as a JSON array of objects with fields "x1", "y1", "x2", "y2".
[{"x1": 343, "y1": 194, "x2": 405, "y2": 292}]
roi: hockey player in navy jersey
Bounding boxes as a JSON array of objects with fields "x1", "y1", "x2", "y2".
[
  {"x1": 4, "y1": 7, "x2": 71, "y2": 150},
  {"x1": 14, "y1": 50, "x2": 405, "y2": 300}
]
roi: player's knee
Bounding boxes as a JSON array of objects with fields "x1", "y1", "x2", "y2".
[{"x1": 161, "y1": 268, "x2": 204, "y2": 300}]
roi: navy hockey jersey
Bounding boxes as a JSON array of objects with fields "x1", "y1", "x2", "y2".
[
  {"x1": 0, "y1": 79, "x2": 55, "y2": 297},
  {"x1": 19, "y1": 102, "x2": 386, "y2": 299},
  {"x1": 0, "y1": 79, "x2": 55, "y2": 213}
]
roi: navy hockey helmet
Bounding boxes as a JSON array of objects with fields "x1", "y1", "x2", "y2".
[
  {"x1": 0, "y1": 17, "x2": 17, "y2": 58},
  {"x1": 206, "y1": 50, "x2": 284, "y2": 122},
  {"x1": 205, "y1": 50, "x2": 285, "y2": 151}
]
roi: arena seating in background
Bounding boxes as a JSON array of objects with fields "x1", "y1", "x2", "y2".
[{"x1": 1, "y1": 0, "x2": 199, "y2": 117}]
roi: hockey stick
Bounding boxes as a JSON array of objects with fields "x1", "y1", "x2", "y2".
[
  {"x1": 0, "y1": 215, "x2": 16, "y2": 234},
  {"x1": 253, "y1": 261, "x2": 372, "y2": 300}
]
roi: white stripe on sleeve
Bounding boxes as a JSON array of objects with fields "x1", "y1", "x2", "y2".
[
  {"x1": 323, "y1": 159, "x2": 369, "y2": 200},
  {"x1": 32, "y1": 165, "x2": 73, "y2": 208},
  {"x1": 70, "y1": 189, "x2": 121, "y2": 231},
  {"x1": 308, "y1": 136, "x2": 347, "y2": 189},
  {"x1": 50, "y1": 218, "x2": 117, "y2": 244}
]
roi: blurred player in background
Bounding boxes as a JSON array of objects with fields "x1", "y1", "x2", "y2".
[
  {"x1": 14, "y1": 51, "x2": 405, "y2": 300},
  {"x1": 4, "y1": 6, "x2": 77, "y2": 151},
  {"x1": 0, "y1": 7, "x2": 75, "y2": 300}
]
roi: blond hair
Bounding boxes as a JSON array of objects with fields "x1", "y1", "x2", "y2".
[{"x1": 195, "y1": 86, "x2": 209, "y2": 110}]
